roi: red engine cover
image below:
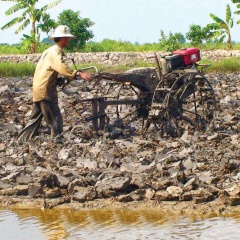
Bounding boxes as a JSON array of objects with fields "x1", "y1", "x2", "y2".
[{"x1": 173, "y1": 48, "x2": 201, "y2": 66}]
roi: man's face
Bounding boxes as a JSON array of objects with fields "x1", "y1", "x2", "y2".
[{"x1": 60, "y1": 37, "x2": 70, "y2": 48}]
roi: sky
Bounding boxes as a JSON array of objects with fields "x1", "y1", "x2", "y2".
[{"x1": 0, "y1": 0, "x2": 239, "y2": 44}]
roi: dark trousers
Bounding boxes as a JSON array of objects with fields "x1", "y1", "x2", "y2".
[
  {"x1": 17, "y1": 100, "x2": 63, "y2": 142},
  {"x1": 32, "y1": 100, "x2": 63, "y2": 136}
]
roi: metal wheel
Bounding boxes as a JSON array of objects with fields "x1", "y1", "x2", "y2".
[
  {"x1": 144, "y1": 78, "x2": 180, "y2": 137},
  {"x1": 164, "y1": 72, "x2": 216, "y2": 135},
  {"x1": 105, "y1": 83, "x2": 149, "y2": 130}
]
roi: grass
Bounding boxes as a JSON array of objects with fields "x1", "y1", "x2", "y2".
[
  {"x1": 199, "y1": 57, "x2": 240, "y2": 73},
  {"x1": 0, "y1": 62, "x2": 36, "y2": 77},
  {"x1": 0, "y1": 57, "x2": 239, "y2": 78}
]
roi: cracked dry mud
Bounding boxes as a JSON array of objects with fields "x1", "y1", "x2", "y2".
[{"x1": 0, "y1": 71, "x2": 239, "y2": 215}]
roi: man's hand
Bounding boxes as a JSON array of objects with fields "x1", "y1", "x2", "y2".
[{"x1": 77, "y1": 71, "x2": 94, "y2": 81}]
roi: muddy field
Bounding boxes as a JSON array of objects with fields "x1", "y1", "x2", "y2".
[{"x1": 0, "y1": 70, "x2": 239, "y2": 215}]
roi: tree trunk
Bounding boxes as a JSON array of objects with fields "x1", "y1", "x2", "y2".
[
  {"x1": 31, "y1": 21, "x2": 36, "y2": 53},
  {"x1": 227, "y1": 34, "x2": 232, "y2": 50}
]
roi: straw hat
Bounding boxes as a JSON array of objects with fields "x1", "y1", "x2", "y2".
[{"x1": 50, "y1": 25, "x2": 76, "y2": 40}]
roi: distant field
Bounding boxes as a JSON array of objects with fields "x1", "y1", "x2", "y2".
[{"x1": 1, "y1": 42, "x2": 240, "y2": 55}]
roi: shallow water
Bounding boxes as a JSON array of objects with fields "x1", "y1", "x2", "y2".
[{"x1": 0, "y1": 207, "x2": 240, "y2": 240}]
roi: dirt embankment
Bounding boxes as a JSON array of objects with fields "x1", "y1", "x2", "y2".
[{"x1": 0, "y1": 49, "x2": 240, "y2": 66}]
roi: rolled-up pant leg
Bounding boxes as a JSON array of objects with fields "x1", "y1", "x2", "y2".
[
  {"x1": 30, "y1": 102, "x2": 42, "y2": 119},
  {"x1": 17, "y1": 102, "x2": 43, "y2": 142},
  {"x1": 39, "y1": 100, "x2": 63, "y2": 136}
]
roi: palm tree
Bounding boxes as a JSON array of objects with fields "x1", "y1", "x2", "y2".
[
  {"x1": 207, "y1": 4, "x2": 233, "y2": 49},
  {"x1": 1, "y1": 0, "x2": 62, "y2": 53}
]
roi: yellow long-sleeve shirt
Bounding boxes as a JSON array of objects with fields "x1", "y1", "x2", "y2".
[{"x1": 33, "y1": 44, "x2": 77, "y2": 103}]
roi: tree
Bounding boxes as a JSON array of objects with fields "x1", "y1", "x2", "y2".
[
  {"x1": 57, "y1": 9, "x2": 94, "y2": 52},
  {"x1": 1, "y1": 0, "x2": 62, "y2": 53},
  {"x1": 158, "y1": 30, "x2": 185, "y2": 52},
  {"x1": 186, "y1": 24, "x2": 213, "y2": 46},
  {"x1": 37, "y1": 13, "x2": 57, "y2": 38},
  {"x1": 207, "y1": 4, "x2": 233, "y2": 49}
]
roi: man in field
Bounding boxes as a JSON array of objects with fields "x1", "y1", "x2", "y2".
[{"x1": 17, "y1": 25, "x2": 93, "y2": 143}]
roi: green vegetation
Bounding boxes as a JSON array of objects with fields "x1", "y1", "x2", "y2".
[
  {"x1": 207, "y1": 4, "x2": 234, "y2": 49},
  {"x1": 232, "y1": 0, "x2": 240, "y2": 24},
  {"x1": 158, "y1": 31, "x2": 186, "y2": 52},
  {"x1": 0, "y1": 43, "x2": 51, "y2": 54},
  {"x1": 83, "y1": 39, "x2": 161, "y2": 52},
  {"x1": 0, "y1": 61, "x2": 154, "y2": 77},
  {"x1": 1, "y1": 0, "x2": 62, "y2": 53},
  {"x1": 57, "y1": 10, "x2": 94, "y2": 52},
  {"x1": 0, "y1": 57, "x2": 239, "y2": 78},
  {"x1": 0, "y1": 62, "x2": 36, "y2": 77},
  {"x1": 200, "y1": 57, "x2": 240, "y2": 73},
  {"x1": 2, "y1": 39, "x2": 240, "y2": 55},
  {"x1": 186, "y1": 25, "x2": 212, "y2": 47}
]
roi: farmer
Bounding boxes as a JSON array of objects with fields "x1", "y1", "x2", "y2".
[{"x1": 17, "y1": 25, "x2": 93, "y2": 143}]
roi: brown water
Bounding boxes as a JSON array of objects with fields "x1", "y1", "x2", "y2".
[{"x1": 0, "y1": 207, "x2": 240, "y2": 240}]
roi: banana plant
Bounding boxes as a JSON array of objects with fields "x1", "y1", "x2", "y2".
[
  {"x1": 1, "y1": 0, "x2": 62, "y2": 53},
  {"x1": 21, "y1": 33, "x2": 40, "y2": 53},
  {"x1": 207, "y1": 4, "x2": 233, "y2": 49},
  {"x1": 231, "y1": 0, "x2": 240, "y2": 24}
]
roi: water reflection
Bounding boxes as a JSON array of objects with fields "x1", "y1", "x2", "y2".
[{"x1": 0, "y1": 207, "x2": 240, "y2": 240}]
